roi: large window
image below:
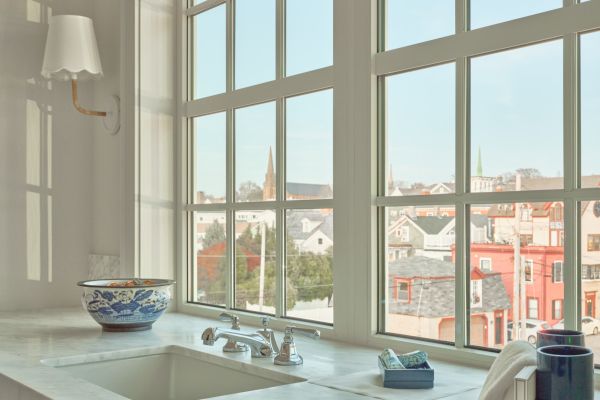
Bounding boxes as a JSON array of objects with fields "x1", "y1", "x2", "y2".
[
  {"x1": 186, "y1": 0, "x2": 333, "y2": 324},
  {"x1": 182, "y1": 0, "x2": 600, "y2": 368},
  {"x1": 377, "y1": 0, "x2": 600, "y2": 360}
]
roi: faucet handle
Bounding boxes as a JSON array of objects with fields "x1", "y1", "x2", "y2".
[
  {"x1": 217, "y1": 313, "x2": 249, "y2": 353},
  {"x1": 257, "y1": 316, "x2": 279, "y2": 354},
  {"x1": 219, "y1": 312, "x2": 241, "y2": 330},
  {"x1": 261, "y1": 316, "x2": 271, "y2": 329},
  {"x1": 284, "y1": 326, "x2": 321, "y2": 341},
  {"x1": 274, "y1": 326, "x2": 320, "y2": 366}
]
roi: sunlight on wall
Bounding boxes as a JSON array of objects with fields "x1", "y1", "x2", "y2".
[
  {"x1": 27, "y1": 0, "x2": 41, "y2": 23},
  {"x1": 26, "y1": 100, "x2": 40, "y2": 186},
  {"x1": 26, "y1": 192, "x2": 41, "y2": 281}
]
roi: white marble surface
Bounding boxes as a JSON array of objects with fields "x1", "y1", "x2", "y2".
[{"x1": 0, "y1": 308, "x2": 491, "y2": 399}]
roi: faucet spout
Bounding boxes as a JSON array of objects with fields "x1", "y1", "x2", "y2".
[{"x1": 201, "y1": 327, "x2": 274, "y2": 358}]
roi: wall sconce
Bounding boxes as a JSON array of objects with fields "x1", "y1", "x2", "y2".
[{"x1": 41, "y1": 15, "x2": 120, "y2": 135}]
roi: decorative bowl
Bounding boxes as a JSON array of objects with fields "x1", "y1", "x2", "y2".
[{"x1": 78, "y1": 279, "x2": 175, "y2": 332}]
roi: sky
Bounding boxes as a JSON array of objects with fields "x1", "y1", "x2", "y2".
[{"x1": 193, "y1": 0, "x2": 600, "y2": 197}]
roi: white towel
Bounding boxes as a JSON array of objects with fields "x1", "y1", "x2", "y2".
[{"x1": 479, "y1": 341, "x2": 537, "y2": 400}]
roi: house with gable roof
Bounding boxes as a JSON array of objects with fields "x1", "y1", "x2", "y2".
[{"x1": 386, "y1": 256, "x2": 511, "y2": 348}]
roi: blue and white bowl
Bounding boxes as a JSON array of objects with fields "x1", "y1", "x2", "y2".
[{"x1": 78, "y1": 279, "x2": 175, "y2": 332}]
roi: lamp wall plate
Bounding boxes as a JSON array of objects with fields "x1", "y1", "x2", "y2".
[{"x1": 102, "y1": 95, "x2": 120, "y2": 135}]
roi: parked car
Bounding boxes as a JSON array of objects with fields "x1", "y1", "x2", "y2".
[
  {"x1": 554, "y1": 317, "x2": 600, "y2": 335},
  {"x1": 507, "y1": 319, "x2": 551, "y2": 344}
]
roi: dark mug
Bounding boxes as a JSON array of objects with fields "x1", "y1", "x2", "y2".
[
  {"x1": 537, "y1": 329, "x2": 585, "y2": 348},
  {"x1": 536, "y1": 345, "x2": 594, "y2": 400}
]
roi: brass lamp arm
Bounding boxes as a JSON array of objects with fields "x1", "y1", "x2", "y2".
[{"x1": 71, "y1": 79, "x2": 106, "y2": 117}]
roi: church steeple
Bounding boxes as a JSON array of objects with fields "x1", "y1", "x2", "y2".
[
  {"x1": 263, "y1": 147, "x2": 276, "y2": 200},
  {"x1": 388, "y1": 164, "x2": 395, "y2": 192},
  {"x1": 476, "y1": 146, "x2": 483, "y2": 177}
]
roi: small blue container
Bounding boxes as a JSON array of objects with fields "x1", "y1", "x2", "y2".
[
  {"x1": 537, "y1": 329, "x2": 585, "y2": 348},
  {"x1": 377, "y1": 356, "x2": 434, "y2": 389},
  {"x1": 536, "y1": 345, "x2": 594, "y2": 400}
]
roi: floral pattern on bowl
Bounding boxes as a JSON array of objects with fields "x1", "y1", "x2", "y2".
[{"x1": 78, "y1": 279, "x2": 175, "y2": 332}]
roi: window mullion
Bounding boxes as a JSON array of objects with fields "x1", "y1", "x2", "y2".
[
  {"x1": 564, "y1": 31, "x2": 580, "y2": 330},
  {"x1": 226, "y1": 107, "x2": 234, "y2": 310},
  {"x1": 276, "y1": 0, "x2": 284, "y2": 79},
  {"x1": 225, "y1": 0, "x2": 234, "y2": 310},
  {"x1": 455, "y1": 55, "x2": 468, "y2": 349},
  {"x1": 276, "y1": 96, "x2": 285, "y2": 318}
]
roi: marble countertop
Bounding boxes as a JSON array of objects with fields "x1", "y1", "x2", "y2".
[{"x1": 0, "y1": 308, "x2": 489, "y2": 399}]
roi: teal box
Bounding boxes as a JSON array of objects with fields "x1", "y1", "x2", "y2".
[{"x1": 377, "y1": 356, "x2": 434, "y2": 389}]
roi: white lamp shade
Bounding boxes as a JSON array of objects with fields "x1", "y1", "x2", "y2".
[{"x1": 41, "y1": 15, "x2": 103, "y2": 81}]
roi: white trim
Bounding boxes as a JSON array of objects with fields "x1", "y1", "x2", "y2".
[
  {"x1": 184, "y1": 67, "x2": 333, "y2": 118},
  {"x1": 373, "y1": 1, "x2": 600, "y2": 77}
]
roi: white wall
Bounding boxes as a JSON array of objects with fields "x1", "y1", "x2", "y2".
[
  {"x1": 92, "y1": 0, "x2": 121, "y2": 259},
  {"x1": 0, "y1": 0, "x2": 123, "y2": 311}
]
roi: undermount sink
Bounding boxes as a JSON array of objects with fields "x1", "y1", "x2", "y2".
[{"x1": 41, "y1": 345, "x2": 305, "y2": 400}]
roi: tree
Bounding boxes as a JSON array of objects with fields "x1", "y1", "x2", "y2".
[
  {"x1": 502, "y1": 168, "x2": 542, "y2": 183},
  {"x1": 202, "y1": 220, "x2": 225, "y2": 249},
  {"x1": 237, "y1": 181, "x2": 263, "y2": 202},
  {"x1": 197, "y1": 222, "x2": 333, "y2": 311}
]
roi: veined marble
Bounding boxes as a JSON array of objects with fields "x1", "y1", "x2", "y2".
[{"x1": 0, "y1": 308, "x2": 592, "y2": 399}]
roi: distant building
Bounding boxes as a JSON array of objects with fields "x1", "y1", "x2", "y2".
[
  {"x1": 387, "y1": 256, "x2": 510, "y2": 348},
  {"x1": 262, "y1": 147, "x2": 332, "y2": 200},
  {"x1": 387, "y1": 215, "x2": 492, "y2": 262},
  {"x1": 286, "y1": 210, "x2": 333, "y2": 255}
]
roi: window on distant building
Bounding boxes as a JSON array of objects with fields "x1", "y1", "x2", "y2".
[
  {"x1": 479, "y1": 258, "x2": 492, "y2": 271},
  {"x1": 553, "y1": 300, "x2": 563, "y2": 320},
  {"x1": 521, "y1": 207, "x2": 533, "y2": 221},
  {"x1": 588, "y1": 234, "x2": 600, "y2": 251},
  {"x1": 528, "y1": 298, "x2": 539, "y2": 319},
  {"x1": 553, "y1": 261, "x2": 563, "y2": 283},
  {"x1": 396, "y1": 279, "x2": 410, "y2": 303},
  {"x1": 524, "y1": 260, "x2": 534, "y2": 283},
  {"x1": 186, "y1": 0, "x2": 333, "y2": 325}
]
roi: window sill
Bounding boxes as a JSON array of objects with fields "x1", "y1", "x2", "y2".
[{"x1": 178, "y1": 302, "x2": 335, "y2": 339}]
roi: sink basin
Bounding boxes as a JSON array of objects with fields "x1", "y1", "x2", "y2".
[{"x1": 41, "y1": 345, "x2": 305, "y2": 400}]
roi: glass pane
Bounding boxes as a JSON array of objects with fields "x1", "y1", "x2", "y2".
[
  {"x1": 580, "y1": 200, "x2": 600, "y2": 365},
  {"x1": 384, "y1": 205, "x2": 456, "y2": 342},
  {"x1": 195, "y1": 212, "x2": 227, "y2": 306},
  {"x1": 470, "y1": 41, "x2": 563, "y2": 192},
  {"x1": 385, "y1": 0, "x2": 454, "y2": 50},
  {"x1": 285, "y1": 0, "x2": 333, "y2": 76},
  {"x1": 234, "y1": 210, "x2": 276, "y2": 313},
  {"x1": 386, "y1": 63, "x2": 455, "y2": 195},
  {"x1": 193, "y1": 5, "x2": 226, "y2": 99},
  {"x1": 469, "y1": 202, "x2": 564, "y2": 349},
  {"x1": 195, "y1": 112, "x2": 226, "y2": 204},
  {"x1": 235, "y1": 0, "x2": 275, "y2": 89},
  {"x1": 470, "y1": 0, "x2": 561, "y2": 30},
  {"x1": 235, "y1": 101, "x2": 276, "y2": 202},
  {"x1": 581, "y1": 31, "x2": 600, "y2": 188},
  {"x1": 286, "y1": 90, "x2": 333, "y2": 200},
  {"x1": 286, "y1": 209, "x2": 334, "y2": 323}
]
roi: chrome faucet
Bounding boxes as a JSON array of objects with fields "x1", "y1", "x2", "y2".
[
  {"x1": 201, "y1": 327, "x2": 275, "y2": 358},
  {"x1": 274, "y1": 326, "x2": 320, "y2": 366},
  {"x1": 218, "y1": 312, "x2": 249, "y2": 353}
]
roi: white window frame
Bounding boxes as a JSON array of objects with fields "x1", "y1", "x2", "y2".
[
  {"x1": 178, "y1": 0, "x2": 335, "y2": 330},
  {"x1": 176, "y1": 0, "x2": 600, "y2": 368},
  {"x1": 374, "y1": 0, "x2": 600, "y2": 356}
]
